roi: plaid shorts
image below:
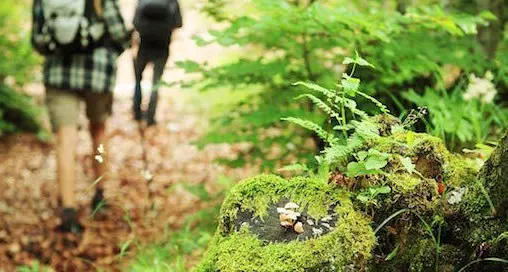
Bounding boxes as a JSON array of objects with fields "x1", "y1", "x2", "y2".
[{"x1": 45, "y1": 88, "x2": 113, "y2": 131}]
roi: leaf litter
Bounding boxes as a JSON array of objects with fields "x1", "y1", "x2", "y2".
[{"x1": 0, "y1": 90, "x2": 254, "y2": 271}]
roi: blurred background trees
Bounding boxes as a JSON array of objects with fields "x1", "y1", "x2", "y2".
[
  {"x1": 0, "y1": 0, "x2": 45, "y2": 138},
  {"x1": 178, "y1": 0, "x2": 507, "y2": 171}
]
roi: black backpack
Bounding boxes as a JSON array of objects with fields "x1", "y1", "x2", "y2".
[
  {"x1": 31, "y1": 0, "x2": 106, "y2": 55},
  {"x1": 133, "y1": 0, "x2": 182, "y2": 46}
]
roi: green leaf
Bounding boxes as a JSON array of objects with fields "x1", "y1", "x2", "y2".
[
  {"x1": 176, "y1": 61, "x2": 202, "y2": 73},
  {"x1": 406, "y1": 131, "x2": 416, "y2": 145},
  {"x1": 119, "y1": 239, "x2": 133, "y2": 258},
  {"x1": 293, "y1": 81, "x2": 336, "y2": 98},
  {"x1": 400, "y1": 156, "x2": 416, "y2": 173},
  {"x1": 356, "y1": 194, "x2": 370, "y2": 203},
  {"x1": 342, "y1": 57, "x2": 355, "y2": 65},
  {"x1": 377, "y1": 185, "x2": 391, "y2": 194},
  {"x1": 333, "y1": 124, "x2": 354, "y2": 131},
  {"x1": 385, "y1": 245, "x2": 399, "y2": 261},
  {"x1": 374, "y1": 209, "x2": 408, "y2": 234},
  {"x1": 324, "y1": 144, "x2": 350, "y2": 163},
  {"x1": 282, "y1": 117, "x2": 336, "y2": 144},
  {"x1": 458, "y1": 258, "x2": 508, "y2": 272},
  {"x1": 478, "y1": 11, "x2": 497, "y2": 21},
  {"x1": 341, "y1": 77, "x2": 360, "y2": 96},
  {"x1": 296, "y1": 94, "x2": 340, "y2": 119},
  {"x1": 346, "y1": 162, "x2": 365, "y2": 177},
  {"x1": 365, "y1": 156, "x2": 388, "y2": 170},
  {"x1": 355, "y1": 56, "x2": 375, "y2": 68},
  {"x1": 357, "y1": 151, "x2": 368, "y2": 161},
  {"x1": 347, "y1": 161, "x2": 382, "y2": 177}
]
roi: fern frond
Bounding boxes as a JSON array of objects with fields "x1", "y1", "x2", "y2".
[
  {"x1": 282, "y1": 117, "x2": 335, "y2": 143},
  {"x1": 357, "y1": 91, "x2": 390, "y2": 113},
  {"x1": 278, "y1": 163, "x2": 309, "y2": 173},
  {"x1": 293, "y1": 82, "x2": 337, "y2": 99},
  {"x1": 333, "y1": 124, "x2": 354, "y2": 131},
  {"x1": 324, "y1": 144, "x2": 350, "y2": 162},
  {"x1": 352, "y1": 120, "x2": 380, "y2": 140},
  {"x1": 332, "y1": 97, "x2": 370, "y2": 120},
  {"x1": 347, "y1": 134, "x2": 364, "y2": 149},
  {"x1": 296, "y1": 94, "x2": 341, "y2": 120}
]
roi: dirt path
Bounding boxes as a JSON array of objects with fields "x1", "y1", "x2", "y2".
[{"x1": 0, "y1": 2, "x2": 252, "y2": 271}]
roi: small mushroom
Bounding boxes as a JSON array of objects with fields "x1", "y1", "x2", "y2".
[
  {"x1": 321, "y1": 222, "x2": 333, "y2": 230},
  {"x1": 279, "y1": 213, "x2": 293, "y2": 222},
  {"x1": 294, "y1": 222, "x2": 304, "y2": 234},
  {"x1": 280, "y1": 220, "x2": 294, "y2": 228},
  {"x1": 312, "y1": 227, "x2": 323, "y2": 236},
  {"x1": 321, "y1": 215, "x2": 332, "y2": 222},
  {"x1": 284, "y1": 202, "x2": 299, "y2": 210},
  {"x1": 280, "y1": 214, "x2": 294, "y2": 228},
  {"x1": 277, "y1": 207, "x2": 287, "y2": 214},
  {"x1": 278, "y1": 203, "x2": 302, "y2": 228}
]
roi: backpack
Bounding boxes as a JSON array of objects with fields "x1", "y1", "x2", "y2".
[
  {"x1": 133, "y1": 0, "x2": 182, "y2": 46},
  {"x1": 32, "y1": 0, "x2": 106, "y2": 55}
]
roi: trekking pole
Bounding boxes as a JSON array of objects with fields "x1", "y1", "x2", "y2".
[
  {"x1": 131, "y1": 36, "x2": 155, "y2": 209},
  {"x1": 137, "y1": 122, "x2": 154, "y2": 194}
]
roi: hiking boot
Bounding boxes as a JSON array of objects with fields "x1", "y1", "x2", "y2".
[
  {"x1": 146, "y1": 90, "x2": 158, "y2": 127},
  {"x1": 91, "y1": 188, "x2": 107, "y2": 215},
  {"x1": 134, "y1": 110, "x2": 143, "y2": 122},
  {"x1": 57, "y1": 208, "x2": 84, "y2": 234},
  {"x1": 147, "y1": 118, "x2": 157, "y2": 127}
]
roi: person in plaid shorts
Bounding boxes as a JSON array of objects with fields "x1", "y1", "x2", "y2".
[{"x1": 32, "y1": 0, "x2": 132, "y2": 233}]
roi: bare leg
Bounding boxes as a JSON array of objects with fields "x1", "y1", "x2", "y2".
[
  {"x1": 56, "y1": 125, "x2": 83, "y2": 233},
  {"x1": 57, "y1": 126, "x2": 78, "y2": 208}
]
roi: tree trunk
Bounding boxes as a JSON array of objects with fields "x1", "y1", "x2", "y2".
[{"x1": 476, "y1": 0, "x2": 504, "y2": 60}]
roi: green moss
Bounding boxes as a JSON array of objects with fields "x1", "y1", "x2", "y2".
[
  {"x1": 219, "y1": 174, "x2": 350, "y2": 229},
  {"x1": 389, "y1": 173, "x2": 423, "y2": 193}
]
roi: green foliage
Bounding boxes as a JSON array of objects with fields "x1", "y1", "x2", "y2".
[
  {"x1": 16, "y1": 262, "x2": 52, "y2": 272},
  {"x1": 128, "y1": 206, "x2": 218, "y2": 272},
  {"x1": 0, "y1": 1, "x2": 44, "y2": 137},
  {"x1": 284, "y1": 60, "x2": 391, "y2": 180},
  {"x1": 403, "y1": 82, "x2": 508, "y2": 151},
  {"x1": 179, "y1": 0, "x2": 500, "y2": 169},
  {"x1": 356, "y1": 185, "x2": 391, "y2": 207},
  {"x1": 127, "y1": 177, "x2": 236, "y2": 271}
]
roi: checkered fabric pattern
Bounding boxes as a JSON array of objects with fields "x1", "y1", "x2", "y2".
[{"x1": 43, "y1": 0, "x2": 131, "y2": 93}]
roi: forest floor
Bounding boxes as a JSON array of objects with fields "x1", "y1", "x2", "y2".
[{"x1": 0, "y1": 1, "x2": 254, "y2": 271}]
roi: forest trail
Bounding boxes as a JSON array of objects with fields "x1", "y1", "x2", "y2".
[{"x1": 0, "y1": 1, "x2": 252, "y2": 271}]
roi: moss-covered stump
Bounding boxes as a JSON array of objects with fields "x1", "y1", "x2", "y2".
[
  {"x1": 194, "y1": 175, "x2": 375, "y2": 272},
  {"x1": 196, "y1": 115, "x2": 508, "y2": 271}
]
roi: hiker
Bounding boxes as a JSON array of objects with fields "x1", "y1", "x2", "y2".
[
  {"x1": 32, "y1": 0, "x2": 132, "y2": 233},
  {"x1": 132, "y1": 0, "x2": 182, "y2": 126}
]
